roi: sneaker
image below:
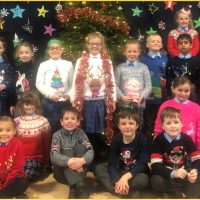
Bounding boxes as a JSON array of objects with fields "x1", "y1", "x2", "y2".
[
  {"x1": 129, "y1": 190, "x2": 140, "y2": 198},
  {"x1": 68, "y1": 185, "x2": 77, "y2": 199},
  {"x1": 75, "y1": 183, "x2": 90, "y2": 199}
]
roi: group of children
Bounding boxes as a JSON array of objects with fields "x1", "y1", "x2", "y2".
[{"x1": 1, "y1": 7, "x2": 200, "y2": 199}]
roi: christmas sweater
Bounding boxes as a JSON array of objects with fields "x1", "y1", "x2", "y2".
[
  {"x1": 165, "y1": 56, "x2": 200, "y2": 97},
  {"x1": 115, "y1": 60, "x2": 151, "y2": 107},
  {"x1": 36, "y1": 58, "x2": 74, "y2": 99},
  {"x1": 140, "y1": 52, "x2": 168, "y2": 103},
  {"x1": 108, "y1": 132, "x2": 149, "y2": 184},
  {"x1": 0, "y1": 137, "x2": 26, "y2": 190},
  {"x1": 69, "y1": 54, "x2": 116, "y2": 102},
  {"x1": 154, "y1": 99, "x2": 200, "y2": 150},
  {"x1": 15, "y1": 114, "x2": 52, "y2": 165},
  {"x1": 151, "y1": 133, "x2": 200, "y2": 178},
  {"x1": 167, "y1": 29, "x2": 199, "y2": 57}
]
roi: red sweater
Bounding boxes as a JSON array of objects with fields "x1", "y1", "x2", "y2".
[
  {"x1": 167, "y1": 29, "x2": 199, "y2": 57},
  {"x1": 0, "y1": 137, "x2": 25, "y2": 190},
  {"x1": 15, "y1": 115, "x2": 52, "y2": 166}
]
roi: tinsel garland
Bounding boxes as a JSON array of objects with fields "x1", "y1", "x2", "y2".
[
  {"x1": 57, "y1": 7, "x2": 130, "y2": 34},
  {"x1": 73, "y1": 51, "x2": 114, "y2": 144}
]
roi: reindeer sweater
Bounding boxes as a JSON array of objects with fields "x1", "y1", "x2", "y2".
[{"x1": 154, "y1": 99, "x2": 200, "y2": 150}]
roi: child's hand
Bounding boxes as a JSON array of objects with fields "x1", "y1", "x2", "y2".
[
  {"x1": 174, "y1": 168, "x2": 188, "y2": 179},
  {"x1": 68, "y1": 158, "x2": 86, "y2": 170},
  {"x1": 0, "y1": 84, "x2": 5, "y2": 92},
  {"x1": 121, "y1": 96, "x2": 132, "y2": 103},
  {"x1": 188, "y1": 169, "x2": 198, "y2": 183},
  {"x1": 51, "y1": 94, "x2": 61, "y2": 102}
]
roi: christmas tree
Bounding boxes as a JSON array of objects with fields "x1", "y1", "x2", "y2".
[
  {"x1": 56, "y1": 1, "x2": 131, "y2": 65},
  {"x1": 51, "y1": 69, "x2": 64, "y2": 89}
]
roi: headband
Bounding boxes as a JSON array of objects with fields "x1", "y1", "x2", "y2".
[{"x1": 47, "y1": 39, "x2": 62, "y2": 48}]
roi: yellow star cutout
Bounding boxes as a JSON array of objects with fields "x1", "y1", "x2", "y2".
[
  {"x1": 0, "y1": 20, "x2": 5, "y2": 30},
  {"x1": 37, "y1": 5, "x2": 48, "y2": 17}
]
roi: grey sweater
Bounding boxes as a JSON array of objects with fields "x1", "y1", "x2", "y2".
[{"x1": 51, "y1": 128, "x2": 94, "y2": 167}]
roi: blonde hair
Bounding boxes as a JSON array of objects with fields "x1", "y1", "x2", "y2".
[
  {"x1": 124, "y1": 39, "x2": 141, "y2": 52},
  {"x1": 0, "y1": 116, "x2": 16, "y2": 129},
  {"x1": 175, "y1": 8, "x2": 194, "y2": 29},
  {"x1": 85, "y1": 32, "x2": 106, "y2": 53},
  {"x1": 15, "y1": 41, "x2": 34, "y2": 60}
]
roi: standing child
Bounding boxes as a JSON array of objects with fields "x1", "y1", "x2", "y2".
[
  {"x1": 51, "y1": 107, "x2": 94, "y2": 199},
  {"x1": 70, "y1": 32, "x2": 116, "y2": 162},
  {"x1": 94, "y1": 110, "x2": 149, "y2": 198},
  {"x1": 154, "y1": 76, "x2": 200, "y2": 150},
  {"x1": 0, "y1": 116, "x2": 29, "y2": 198},
  {"x1": 140, "y1": 34, "x2": 168, "y2": 138},
  {"x1": 0, "y1": 37, "x2": 15, "y2": 116},
  {"x1": 15, "y1": 41, "x2": 38, "y2": 100},
  {"x1": 15, "y1": 91, "x2": 51, "y2": 181},
  {"x1": 166, "y1": 33, "x2": 200, "y2": 101},
  {"x1": 151, "y1": 107, "x2": 200, "y2": 198},
  {"x1": 115, "y1": 39, "x2": 152, "y2": 131},
  {"x1": 36, "y1": 38, "x2": 74, "y2": 133},
  {"x1": 167, "y1": 7, "x2": 199, "y2": 57}
]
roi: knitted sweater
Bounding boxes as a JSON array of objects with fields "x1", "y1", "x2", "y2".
[
  {"x1": 15, "y1": 114, "x2": 52, "y2": 165},
  {"x1": 36, "y1": 58, "x2": 74, "y2": 99},
  {"x1": 51, "y1": 128, "x2": 94, "y2": 167},
  {"x1": 167, "y1": 29, "x2": 199, "y2": 57},
  {"x1": 108, "y1": 132, "x2": 149, "y2": 184},
  {"x1": 154, "y1": 99, "x2": 200, "y2": 150},
  {"x1": 0, "y1": 137, "x2": 25, "y2": 190},
  {"x1": 151, "y1": 133, "x2": 200, "y2": 178}
]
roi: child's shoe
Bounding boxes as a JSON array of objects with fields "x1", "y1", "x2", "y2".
[
  {"x1": 75, "y1": 182, "x2": 90, "y2": 199},
  {"x1": 68, "y1": 185, "x2": 77, "y2": 199},
  {"x1": 129, "y1": 190, "x2": 140, "y2": 198}
]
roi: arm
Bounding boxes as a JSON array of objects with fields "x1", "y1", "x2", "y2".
[
  {"x1": 67, "y1": 62, "x2": 74, "y2": 94},
  {"x1": 190, "y1": 32, "x2": 200, "y2": 56},
  {"x1": 167, "y1": 31, "x2": 179, "y2": 57},
  {"x1": 109, "y1": 60, "x2": 117, "y2": 103}
]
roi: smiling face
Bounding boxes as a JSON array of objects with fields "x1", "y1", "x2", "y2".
[
  {"x1": 176, "y1": 12, "x2": 190, "y2": 28},
  {"x1": 23, "y1": 103, "x2": 36, "y2": 115},
  {"x1": 48, "y1": 43, "x2": 63, "y2": 60},
  {"x1": 124, "y1": 43, "x2": 140, "y2": 62},
  {"x1": 86, "y1": 37, "x2": 102, "y2": 56},
  {"x1": 146, "y1": 35, "x2": 163, "y2": 53},
  {"x1": 18, "y1": 46, "x2": 34, "y2": 63},
  {"x1": 0, "y1": 121, "x2": 16, "y2": 143},
  {"x1": 60, "y1": 111, "x2": 80, "y2": 131}
]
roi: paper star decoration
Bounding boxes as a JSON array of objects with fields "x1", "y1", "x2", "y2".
[
  {"x1": 32, "y1": 45, "x2": 38, "y2": 53},
  {"x1": 23, "y1": 18, "x2": 33, "y2": 34},
  {"x1": 158, "y1": 21, "x2": 166, "y2": 30},
  {"x1": 37, "y1": 5, "x2": 48, "y2": 18},
  {"x1": 44, "y1": 24, "x2": 56, "y2": 36},
  {"x1": 194, "y1": 17, "x2": 200, "y2": 28},
  {"x1": 13, "y1": 33, "x2": 23, "y2": 48},
  {"x1": 10, "y1": 5, "x2": 25, "y2": 18},
  {"x1": 146, "y1": 27, "x2": 157, "y2": 35},
  {"x1": 0, "y1": 8, "x2": 9, "y2": 17},
  {"x1": 55, "y1": 3, "x2": 63, "y2": 12},
  {"x1": 164, "y1": 1, "x2": 176, "y2": 11},
  {"x1": 131, "y1": 7, "x2": 143, "y2": 17},
  {"x1": 148, "y1": 3, "x2": 159, "y2": 14},
  {"x1": 137, "y1": 29, "x2": 144, "y2": 42},
  {"x1": 0, "y1": 20, "x2": 4, "y2": 30}
]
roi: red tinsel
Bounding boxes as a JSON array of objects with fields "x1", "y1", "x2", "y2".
[
  {"x1": 57, "y1": 7, "x2": 130, "y2": 34},
  {"x1": 73, "y1": 52, "x2": 115, "y2": 144}
]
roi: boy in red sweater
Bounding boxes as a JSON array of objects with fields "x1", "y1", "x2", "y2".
[{"x1": 0, "y1": 116, "x2": 29, "y2": 198}]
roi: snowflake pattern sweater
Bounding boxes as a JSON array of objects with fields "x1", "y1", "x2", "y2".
[{"x1": 15, "y1": 114, "x2": 52, "y2": 165}]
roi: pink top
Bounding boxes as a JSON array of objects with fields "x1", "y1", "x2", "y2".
[{"x1": 154, "y1": 99, "x2": 200, "y2": 150}]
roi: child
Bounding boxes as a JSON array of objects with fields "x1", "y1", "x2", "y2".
[
  {"x1": 94, "y1": 110, "x2": 149, "y2": 198},
  {"x1": 115, "y1": 39, "x2": 152, "y2": 131},
  {"x1": 69, "y1": 32, "x2": 116, "y2": 161},
  {"x1": 15, "y1": 91, "x2": 52, "y2": 181},
  {"x1": 140, "y1": 34, "x2": 168, "y2": 138},
  {"x1": 151, "y1": 107, "x2": 200, "y2": 198},
  {"x1": 167, "y1": 7, "x2": 199, "y2": 57},
  {"x1": 154, "y1": 76, "x2": 200, "y2": 150},
  {"x1": 0, "y1": 37, "x2": 15, "y2": 116},
  {"x1": 15, "y1": 41, "x2": 38, "y2": 100},
  {"x1": 50, "y1": 106, "x2": 94, "y2": 199},
  {"x1": 166, "y1": 33, "x2": 200, "y2": 101},
  {"x1": 0, "y1": 116, "x2": 29, "y2": 198},
  {"x1": 36, "y1": 38, "x2": 74, "y2": 133}
]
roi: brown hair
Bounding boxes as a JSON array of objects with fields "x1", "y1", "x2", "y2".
[
  {"x1": 160, "y1": 107, "x2": 181, "y2": 124},
  {"x1": 15, "y1": 41, "x2": 34, "y2": 60},
  {"x1": 60, "y1": 106, "x2": 80, "y2": 120},
  {"x1": 15, "y1": 91, "x2": 42, "y2": 116},
  {"x1": 124, "y1": 39, "x2": 141, "y2": 52},
  {"x1": 116, "y1": 109, "x2": 140, "y2": 125},
  {"x1": 171, "y1": 76, "x2": 191, "y2": 89},
  {"x1": 0, "y1": 116, "x2": 16, "y2": 129}
]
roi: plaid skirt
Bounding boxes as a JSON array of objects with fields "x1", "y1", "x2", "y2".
[{"x1": 83, "y1": 99, "x2": 105, "y2": 133}]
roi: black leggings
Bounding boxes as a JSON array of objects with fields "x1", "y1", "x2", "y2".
[{"x1": 0, "y1": 176, "x2": 29, "y2": 198}]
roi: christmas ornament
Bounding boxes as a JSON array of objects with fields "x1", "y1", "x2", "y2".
[
  {"x1": 37, "y1": 5, "x2": 48, "y2": 17},
  {"x1": 32, "y1": 45, "x2": 38, "y2": 53},
  {"x1": 10, "y1": 5, "x2": 25, "y2": 18},
  {"x1": 13, "y1": 33, "x2": 23, "y2": 48},
  {"x1": 146, "y1": 27, "x2": 157, "y2": 35},
  {"x1": 44, "y1": 24, "x2": 56, "y2": 36},
  {"x1": 164, "y1": 1, "x2": 176, "y2": 11},
  {"x1": 55, "y1": 2, "x2": 62, "y2": 12},
  {"x1": 0, "y1": 8, "x2": 9, "y2": 17},
  {"x1": 22, "y1": 18, "x2": 33, "y2": 34},
  {"x1": 0, "y1": 20, "x2": 4, "y2": 30},
  {"x1": 194, "y1": 17, "x2": 200, "y2": 28},
  {"x1": 131, "y1": 7, "x2": 143, "y2": 17},
  {"x1": 148, "y1": 3, "x2": 159, "y2": 14},
  {"x1": 137, "y1": 29, "x2": 144, "y2": 42},
  {"x1": 158, "y1": 20, "x2": 166, "y2": 30},
  {"x1": 118, "y1": 6, "x2": 123, "y2": 11}
]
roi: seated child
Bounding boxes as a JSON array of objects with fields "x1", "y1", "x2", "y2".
[
  {"x1": 0, "y1": 116, "x2": 29, "y2": 198},
  {"x1": 50, "y1": 106, "x2": 94, "y2": 199},
  {"x1": 94, "y1": 109, "x2": 149, "y2": 198},
  {"x1": 151, "y1": 107, "x2": 200, "y2": 198}
]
